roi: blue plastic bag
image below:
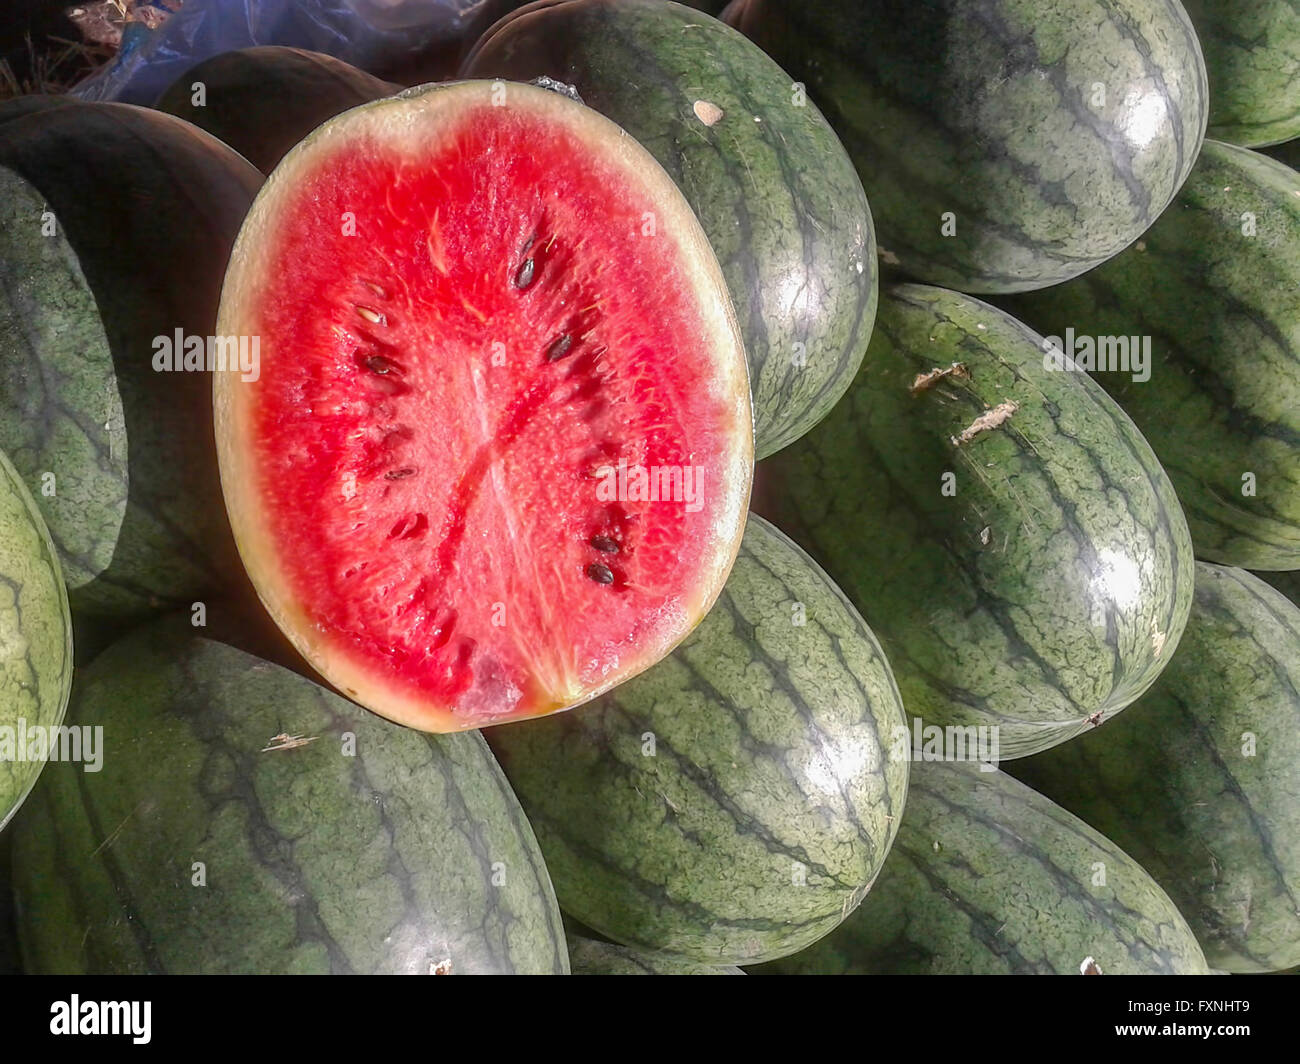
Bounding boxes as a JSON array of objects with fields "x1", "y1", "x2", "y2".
[{"x1": 70, "y1": 0, "x2": 493, "y2": 104}]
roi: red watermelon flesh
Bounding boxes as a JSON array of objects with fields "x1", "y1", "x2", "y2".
[{"x1": 215, "y1": 81, "x2": 753, "y2": 733}]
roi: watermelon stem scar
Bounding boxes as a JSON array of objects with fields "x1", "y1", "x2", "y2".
[{"x1": 214, "y1": 80, "x2": 753, "y2": 733}]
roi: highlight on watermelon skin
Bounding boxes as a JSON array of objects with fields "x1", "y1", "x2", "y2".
[{"x1": 214, "y1": 79, "x2": 753, "y2": 735}]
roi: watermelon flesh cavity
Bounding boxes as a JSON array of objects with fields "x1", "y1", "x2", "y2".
[{"x1": 216, "y1": 81, "x2": 753, "y2": 733}]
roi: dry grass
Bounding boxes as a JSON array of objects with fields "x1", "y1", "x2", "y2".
[
  {"x1": 0, "y1": 0, "x2": 178, "y2": 102},
  {"x1": 0, "y1": 32, "x2": 115, "y2": 100}
]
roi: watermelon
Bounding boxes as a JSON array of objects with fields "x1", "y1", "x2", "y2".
[
  {"x1": 1182, "y1": 0, "x2": 1300, "y2": 146},
  {"x1": 568, "y1": 934, "x2": 744, "y2": 975},
  {"x1": 0, "y1": 448, "x2": 73, "y2": 832},
  {"x1": 11, "y1": 618, "x2": 568, "y2": 974},
  {"x1": 214, "y1": 79, "x2": 753, "y2": 734},
  {"x1": 155, "y1": 47, "x2": 400, "y2": 174},
  {"x1": 1013, "y1": 563, "x2": 1300, "y2": 973},
  {"x1": 756, "y1": 284, "x2": 1195, "y2": 759},
  {"x1": 725, "y1": 0, "x2": 1208, "y2": 293},
  {"x1": 0, "y1": 100, "x2": 262, "y2": 619},
  {"x1": 462, "y1": 0, "x2": 878, "y2": 458},
  {"x1": 750, "y1": 759, "x2": 1209, "y2": 974},
  {"x1": 485, "y1": 513, "x2": 909, "y2": 965},
  {"x1": 1001, "y1": 141, "x2": 1300, "y2": 570}
]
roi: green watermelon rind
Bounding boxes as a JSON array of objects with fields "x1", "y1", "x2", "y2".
[
  {"x1": 0, "y1": 102, "x2": 263, "y2": 619},
  {"x1": 725, "y1": 0, "x2": 1208, "y2": 293},
  {"x1": 758, "y1": 283, "x2": 1195, "y2": 759},
  {"x1": 1002, "y1": 140, "x2": 1300, "y2": 570},
  {"x1": 0, "y1": 447, "x2": 74, "y2": 833},
  {"x1": 567, "y1": 933, "x2": 744, "y2": 974},
  {"x1": 486, "y1": 513, "x2": 909, "y2": 965},
  {"x1": 1182, "y1": 0, "x2": 1300, "y2": 147},
  {"x1": 12, "y1": 620, "x2": 569, "y2": 975},
  {"x1": 1012, "y1": 563, "x2": 1300, "y2": 973},
  {"x1": 752, "y1": 759, "x2": 1210, "y2": 975}
]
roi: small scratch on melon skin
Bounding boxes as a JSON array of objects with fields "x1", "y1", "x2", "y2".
[
  {"x1": 261, "y1": 733, "x2": 319, "y2": 752},
  {"x1": 90, "y1": 801, "x2": 147, "y2": 857},
  {"x1": 430, "y1": 958, "x2": 453, "y2": 975},
  {"x1": 910, "y1": 361, "x2": 970, "y2": 395},
  {"x1": 950, "y1": 401, "x2": 1019, "y2": 447}
]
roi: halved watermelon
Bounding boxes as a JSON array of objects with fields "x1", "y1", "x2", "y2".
[{"x1": 215, "y1": 80, "x2": 753, "y2": 733}]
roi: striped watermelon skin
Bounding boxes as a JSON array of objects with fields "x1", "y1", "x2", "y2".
[
  {"x1": 1013, "y1": 563, "x2": 1300, "y2": 973},
  {"x1": 486, "y1": 514, "x2": 909, "y2": 965},
  {"x1": 751, "y1": 759, "x2": 1209, "y2": 974},
  {"x1": 0, "y1": 101, "x2": 262, "y2": 619},
  {"x1": 0, "y1": 449, "x2": 73, "y2": 832},
  {"x1": 1182, "y1": 0, "x2": 1300, "y2": 146},
  {"x1": 755, "y1": 284, "x2": 1195, "y2": 758},
  {"x1": 1002, "y1": 141, "x2": 1300, "y2": 570},
  {"x1": 725, "y1": 0, "x2": 1208, "y2": 293},
  {"x1": 462, "y1": 0, "x2": 877, "y2": 458},
  {"x1": 11, "y1": 620, "x2": 568, "y2": 975},
  {"x1": 568, "y1": 934, "x2": 744, "y2": 975}
]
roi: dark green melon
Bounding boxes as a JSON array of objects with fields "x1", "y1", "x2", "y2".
[
  {"x1": 1001, "y1": 141, "x2": 1300, "y2": 570},
  {"x1": 11, "y1": 619, "x2": 568, "y2": 974},
  {"x1": 756, "y1": 284, "x2": 1195, "y2": 759},
  {"x1": 155, "y1": 47, "x2": 400, "y2": 174},
  {"x1": 751, "y1": 759, "x2": 1209, "y2": 974},
  {"x1": 1013, "y1": 563, "x2": 1300, "y2": 973},
  {"x1": 462, "y1": 0, "x2": 877, "y2": 458},
  {"x1": 0, "y1": 100, "x2": 262, "y2": 619},
  {"x1": 1182, "y1": 0, "x2": 1300, "y2": 146},
  {"x1": 725, "y1": 0, "x2": 1208, "y2": 293},
  {"x1": 568, "y1": 934, "x2": 744, "y2": 975},
  {"x1": 486, "y1": 514, "x2": 909, "y2": 965},
  {"x1": 0, "y1": 448, "x2": 73, "y2": 832}
]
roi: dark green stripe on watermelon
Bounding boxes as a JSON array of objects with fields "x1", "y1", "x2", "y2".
[
  {"x1": 756, "y1": 284, "x2": 1195, "y2": 758},
  {"x1": 568, "y1": 934, "x2": 744, "y2": 975},
  {"x1": 155, "y1": 47, "x2": 400, "y2": 174},
  {"x1": 0, "y1": 101, "x2": 262, "y2": 619},
  {"x1": 725, "y1": 0, "x2": 1208, "y2": 293},
  {"x1": 1181, "y1": 0, "x2": 1300, "y2": 147},
  {"x1": 0, "y1": 448, "x2": 73, "y2": 832},
  {"x1": 1012, "y1": 563, "x2": 1300, "y2": 973},
  {"x1": 11, "y1": 619, "x2": 568, "y2": 974},
  {"x1": 1001, "y1": 141, "x2": 1300, "y2": 570},
  {"x1": 486, "y1": 514, "x2": 909, "y2": 965},
  {"x1": 462, "y1": 0, "x2": 878, "y2": 458},
  {"x1": 750, "y1": 759, "x2": 1208, "y2": 974}
]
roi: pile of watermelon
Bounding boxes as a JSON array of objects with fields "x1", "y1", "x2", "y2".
[{"x1": 0, "y1": 0, "x2": 1297, "y2": 976}]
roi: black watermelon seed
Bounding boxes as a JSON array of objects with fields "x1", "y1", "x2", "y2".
[
  {"x1": 546, "y1": 333, "x2": 574, "y2": 362},
  {"x1": 385, "y1": 467, "x2": 416, "y2": 480},
  {"x1": 366, "y1": 355, "x2": 395, "y2": 374},
  {"x1": 586, "y1": 563, "x2": 615, "y2": 585},
  {"x1": 590, "y1": 535, "x2": 620, "y2": 554},
  {"x1": 514, "y1": 257, "x2": 536, "y2": 289}
]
